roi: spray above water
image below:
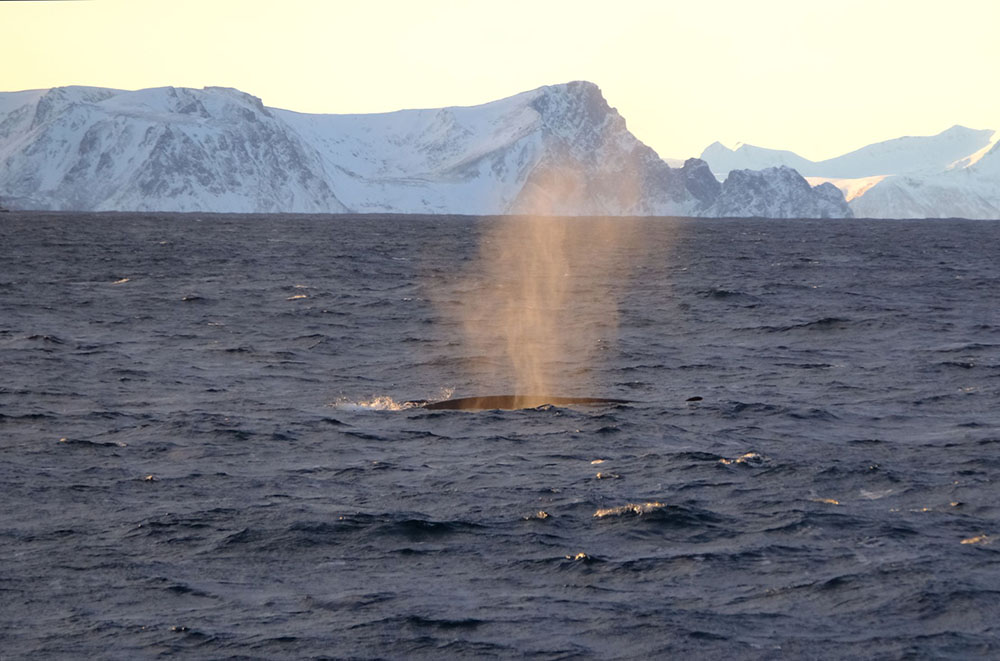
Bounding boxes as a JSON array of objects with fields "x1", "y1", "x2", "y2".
[
  {"x1": 431, "y1": 171, "x2": 643, "y2": 409},
  {"x1": 460, "y1": 215, "x2": 635, "y2": 397},
  {"x1": 334, "y1": 388, "x2": 456, "y2": 411},
  {"x1": 344, "y1": 181, "x2": 645, "y2": 411},
  {"x1": 332, "y1": 395, "x2": 416, "y2": 412}
]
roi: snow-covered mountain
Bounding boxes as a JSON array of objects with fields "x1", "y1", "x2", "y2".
[
  {"x1": 700, "y1": 126, "x2": 1000, "y2": 218},
  {"x1": 701, "y1": 142, "x2": 815, "y2": 178},
  {"x1": 702, "y1": 126, "x2": 995, "y2": 179},
  {"x1": 0, "y1": 82, "x2": 850, "y2": 218},
  {"x1": 0, "y1": 86, "x2": 346, "y2": 213},
  {"x1": 848, "y1": 139, "x2": 1000, "y2": 219}
]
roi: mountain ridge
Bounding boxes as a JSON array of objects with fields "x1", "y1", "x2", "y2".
[
  {"x1": 698, "y1": 125, "x2": 1000, "y2": 218},
  {"x1": 0, "y1": 82, "x2": 851, "y2": 218}
]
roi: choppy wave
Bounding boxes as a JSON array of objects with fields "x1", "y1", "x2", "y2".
[{"x1": 2, "y1": 214, "x2": 999, "y2": 658}]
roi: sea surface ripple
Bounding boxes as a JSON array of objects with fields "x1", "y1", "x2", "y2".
[{"x1": 1, "y1": 213, "x2": 999, "y2": 659}]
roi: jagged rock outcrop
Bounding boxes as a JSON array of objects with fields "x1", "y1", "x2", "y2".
[{"x1": 707, "y1": 166, "x2": 851, "y2": 218}]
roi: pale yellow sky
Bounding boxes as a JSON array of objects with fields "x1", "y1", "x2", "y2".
[{"x1": 3, "y1": 0, "x2": 998, "y2": 161}]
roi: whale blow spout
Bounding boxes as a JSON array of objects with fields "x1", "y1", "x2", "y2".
[{"x1": 418, "y1": 395, "x2": 632, "y2": 411}]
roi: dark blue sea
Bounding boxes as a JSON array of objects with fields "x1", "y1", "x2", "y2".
[{"x1": 1, "y1": 213, "x2": 999, "y2": 659}]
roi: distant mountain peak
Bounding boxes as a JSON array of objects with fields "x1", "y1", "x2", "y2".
[
  {"x1": 701, "y1": 124, "x2": 997, "y2": 179},
  {"x1": 940, "y1": 123, "x2": 986, "y2": 136},
  {"x1": 698, "y1": 123, "x2": 1000, "y2": 219}
]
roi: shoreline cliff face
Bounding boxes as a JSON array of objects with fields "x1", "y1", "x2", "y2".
[{"x1": 0, "y1": 82, "x2": 851, "y2": 218}]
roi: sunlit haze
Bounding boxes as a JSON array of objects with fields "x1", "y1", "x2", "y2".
[{"x1": 4, "y1": 0, "x2": 1000, "y2": 161}]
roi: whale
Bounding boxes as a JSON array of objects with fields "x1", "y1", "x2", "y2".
[{"x1": 413, "y1": 395, "x2": 633, "y2": 411}]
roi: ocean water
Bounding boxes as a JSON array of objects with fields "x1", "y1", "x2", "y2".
[{"x1": 1, "y1": 212, "x2": 998, "y2": 659}]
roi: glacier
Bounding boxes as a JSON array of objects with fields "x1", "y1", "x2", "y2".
[{"x1": 0, "y1": 82, "x2": 850, "y2": 218}]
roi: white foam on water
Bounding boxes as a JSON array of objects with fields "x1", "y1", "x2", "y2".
[{"x1": 331, "y1": 388, "x2": 455, "y2": 412}]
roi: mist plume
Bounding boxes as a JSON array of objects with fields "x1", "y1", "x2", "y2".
[{"x1": 444, "y1": 167, "x2": 641, "y2": 400}]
